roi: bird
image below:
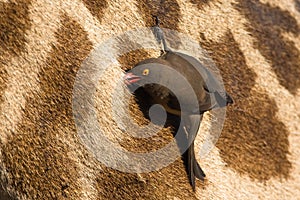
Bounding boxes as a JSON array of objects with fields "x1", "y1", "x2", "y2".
[{"x1": 124, "y1": 50, "x2": 233, "y2": 190}]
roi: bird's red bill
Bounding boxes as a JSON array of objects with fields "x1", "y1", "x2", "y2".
[{"x1": 124, "y1": 72, "x2": 141, "y2": 85}]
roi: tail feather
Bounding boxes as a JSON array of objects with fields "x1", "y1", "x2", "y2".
[
  {"x1": 188, "y1": 142, "x2": 206, "y2": 191},
  {"x1": 185, "y1": 114, "x2": 205, "y2": 190},
  {"x1": 188, "y1": 145, "x2": 196, "y2": 190},
  {"x1": 194, "y1": 158, "x2": 206, "y2": 180}
]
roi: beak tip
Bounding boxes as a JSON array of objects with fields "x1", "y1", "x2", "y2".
[{"x1": 124, "y1": 72, "x2": 141, "y2": 85}]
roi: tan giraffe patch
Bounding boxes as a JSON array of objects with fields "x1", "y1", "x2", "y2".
[
  {"x1": 236, "y1": 0, "x2": 300, "y2": 95},
  {"x1": 0, "y1": 0, "x2": 300, "y2": 199}
]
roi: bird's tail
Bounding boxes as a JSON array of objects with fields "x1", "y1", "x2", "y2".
[
  {"x1": 188, "y1": 141, "x2": 206, "y2": 190},
  {"x1": 184, "y1": 114, "x2": 206, "y2": 190}
]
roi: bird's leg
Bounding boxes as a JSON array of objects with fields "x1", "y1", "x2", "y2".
[
  {"x1": 183, "y1": 114, "x2": 206, "y2": 190},
  {"x1": 151, "y1": 15, "x2": 169, "y2": 53}
]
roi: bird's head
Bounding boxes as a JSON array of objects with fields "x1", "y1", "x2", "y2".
[
  {"x1": 124, "y1": 60, "x2": 194, "y2": 96},
  {"x1": 124, "y1": 63, "x2": 161, "y2": 87}
]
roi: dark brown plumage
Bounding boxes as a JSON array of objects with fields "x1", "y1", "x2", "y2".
[{"x1": 125, "y1": 51, "x2": 233, "y2": 190}]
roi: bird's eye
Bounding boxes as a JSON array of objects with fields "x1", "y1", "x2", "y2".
[{"x1": 142, "y1": 69, "x2": 149, "y2": 76}]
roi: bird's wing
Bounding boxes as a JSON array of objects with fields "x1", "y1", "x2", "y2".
[
  {"x1": 175, "y1": 51, "x2": 234, "y2": 106},
  {"x1": 162, "y1": 51, "x2": 232, "y2": 112},
  {"x1": 170, "y1": 52, "x2": 223, "y2": 92}
]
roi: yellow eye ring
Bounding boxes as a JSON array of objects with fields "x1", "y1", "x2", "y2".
[{"x1": 142, "y1": 69, "x2": 149, "y2": 76}]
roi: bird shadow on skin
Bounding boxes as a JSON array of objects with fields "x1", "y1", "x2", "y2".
[
  {"x1": 235, "y1": 0, "x2": 300, "y2": 95},
  {"x1": 0, "y1": 183, "x2": 17, "y2": 200},
  {"x1": 200, "y1": 31, "x2": 292, "y2": 182}
]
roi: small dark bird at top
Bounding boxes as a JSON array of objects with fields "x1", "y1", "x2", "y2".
[{"x1": 124, "y1": 16, "x2": 233, "y2": 190}]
